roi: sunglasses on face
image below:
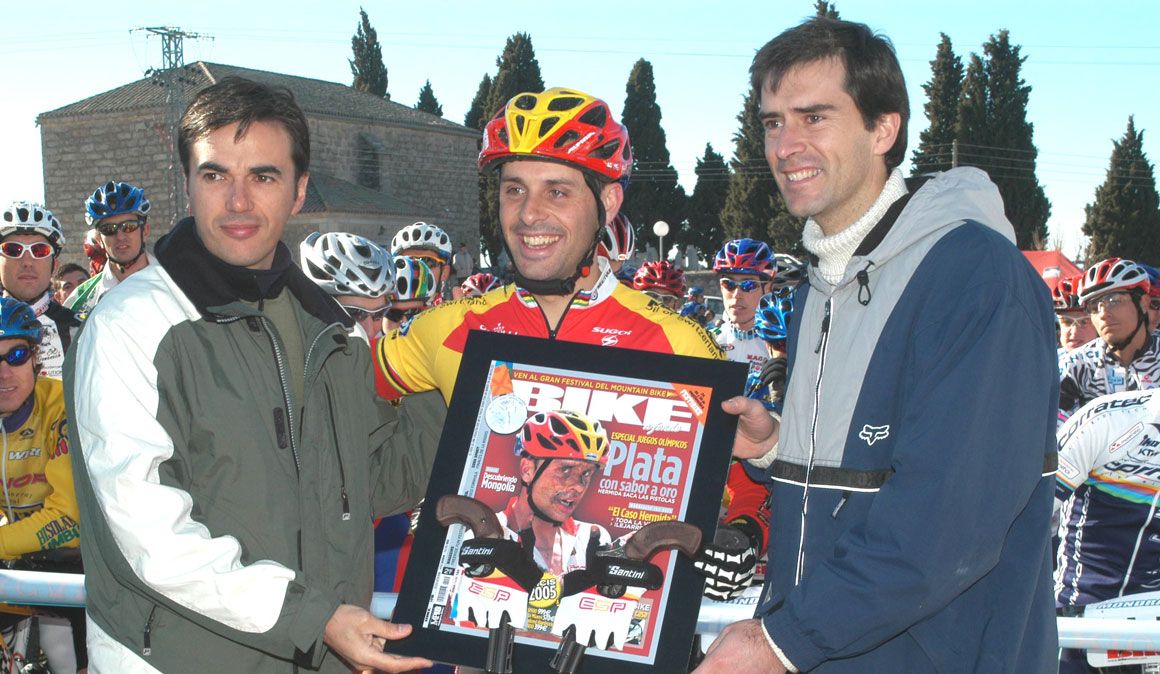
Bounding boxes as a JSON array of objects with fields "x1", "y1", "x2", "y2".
[
  {"x1": 0, "y1": 241, "x2": 54, "y2": 260},
  {"x1": 95, "y1": 219, "x2": 144, "y2": 236},
  {"x1": 407, "y1": 253, "x2": 447, "y2": 269},
  {"x1": 386, "y1": 308, "x2": 422, "y2": 324},
  {"x1": 341, "y1": 305, "x2": 390, "y2": 322},
  {"x1": 0, "y1": 345, "x2": 33, "y2": 368},
  {"x1": 719, "y1": 278, "x2": 762, "y2": 293}
]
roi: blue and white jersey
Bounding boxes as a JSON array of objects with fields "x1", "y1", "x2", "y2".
[
  {"x1": 713, "y1": 321, "x2": 768, "y2": 377},
  {"x1": 1055, "y1": 390, "x2": 1160, "y2": 608},
  {"x1": 1059, "y1": 332, "x2": 1160, "y2": 414}
]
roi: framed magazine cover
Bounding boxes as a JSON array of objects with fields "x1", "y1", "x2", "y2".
[{"x1": 389, "y1": 331, "x2": 747, "y2": 673}]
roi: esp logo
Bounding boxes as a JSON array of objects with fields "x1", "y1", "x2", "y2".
[
  {"x1": 467, "y1": 580, "x2": 511, "y2": 603},
  {"x1": 577, "y1": 595, "x2": 629, "y2": 613}
]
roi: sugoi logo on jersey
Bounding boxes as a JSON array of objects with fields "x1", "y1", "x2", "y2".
[
  {"x1": 859, "y1": 424, "x2": 890, "y2": 446},
  {"x1": 593, "y1": 327, "x2": 631, "y2": 337},
  {"x1": 577, "y1": 595, "x2": 630, "y2": 613},
  {"x1": 602, "y1": 335, "x2": 619, "y2": 346},
  {"x1": 466, "y1": 580, "x2": 511, "y2": 603}
]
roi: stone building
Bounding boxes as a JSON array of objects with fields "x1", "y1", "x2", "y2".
[{"x1": 38, "y1": 62, "x2": 479, "y2": 265}]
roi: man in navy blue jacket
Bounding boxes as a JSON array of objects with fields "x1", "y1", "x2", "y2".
[{"x1": 701, "y1": 17, "x2": 1059, "y2": 673}]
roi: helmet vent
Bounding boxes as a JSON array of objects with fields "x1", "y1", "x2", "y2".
[
  {"x1": 548, "y1": 96, "x2": 584, "y2": 112},
  {"x1": 515, "y1": 95, "x2": 537, "y2": 110},
  {"x1": 589, "y1": 139, "x2": 619, "y2": 160},
  {"x1": 554, "y1": 130, "x2": 581, "y2": 149},
  {"x1": 539, "y1": 116, "x2": 559, "y2": 136},
  {"x1": 579, "y1": 106, "x2": 606, "y2": 127}
]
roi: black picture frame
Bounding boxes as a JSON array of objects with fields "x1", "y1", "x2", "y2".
[{"x1": 388, "y1": 331, "x2": 747, "y2": 673}]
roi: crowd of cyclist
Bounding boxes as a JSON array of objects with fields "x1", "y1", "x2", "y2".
[{"x1": 0, "y1": 118, "x2": 1154, "y2": 674}]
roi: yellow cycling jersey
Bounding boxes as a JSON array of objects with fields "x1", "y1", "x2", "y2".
[
  {"x1": 375, "y1": 269, "x2": 723, "y2": 404},
  {"x1": 0, "y1": 377, "x2": 80, "y2": 559}
]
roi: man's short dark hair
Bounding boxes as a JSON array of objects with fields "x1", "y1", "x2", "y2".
[
  {"x1": 178, "y1": 76, "x2": 310, "y2": 181},
  {"x1": 750, "y1": 17, "x2": 909, "y2": 170}
]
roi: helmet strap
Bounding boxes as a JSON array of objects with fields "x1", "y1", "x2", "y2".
[
  {"x1": 109, "y1": 242, "x2": 147, "y2": 275},
  {"x1": 520, "y1": 458, "x2": 564, "y2": 526},
  {"x1": 1111, "y1": 294, "x2": 1149, "y2": 357}
]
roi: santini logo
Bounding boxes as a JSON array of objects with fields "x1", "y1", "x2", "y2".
[
  {"x1": 859, "y1": 424, "x2": 890, "y2": 446},
  {"x1": 607, "y1": 564, "x2": 647, "y2": 581}
]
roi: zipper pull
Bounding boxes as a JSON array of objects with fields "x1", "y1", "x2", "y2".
[
  {"x1": 143, "y1": 607, "x2": 157, "y2": 656},
  {"x1": 856, "y1": 264, "x2": 873, "y2": 306},
  {"x1": 341, "y1": 487, "x2": 351, "y2": 521},
  {"x1": 832, "y1": 490, "x2": 850, "y2": 518},
  {"x1": 814, "y1": 299, "x2": 832, "y2": 354}
]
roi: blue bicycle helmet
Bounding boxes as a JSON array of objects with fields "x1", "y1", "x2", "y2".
[
  {"x1": 754, "y1": 291, "x2": 794, "y2": 344},
  {"x1": 85, "y1": 181, "x2": 151, "y2": 226},
  {"x1": 714, "y1": 238, "x2": 775, "y2": 279},
  {"x1": 0, "y1": 297, "x2": 44, "y2": 345}
]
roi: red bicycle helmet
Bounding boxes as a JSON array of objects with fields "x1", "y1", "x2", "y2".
[
  {"x1": 479, "y1": 87, "x2": 632, "y2": 183},
  {"x1": 632, "y1": 260, "x2": 686, "y2": 297},
  {"x1": 1078, "y1": 257, "x2": 1150, "y2": 306},
  {"x1": 1052, "y1": 274, "x2": 1083, "y2": 312}
]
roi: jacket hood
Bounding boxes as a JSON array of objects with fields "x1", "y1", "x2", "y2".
[
  {"x1": 154, "y1": 217, "x2": 352, "y2": 328},
  {"x1": 810, "y1": 167, "x2": 1015, "y2": 292}
]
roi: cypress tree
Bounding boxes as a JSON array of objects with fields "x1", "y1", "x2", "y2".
[
  {"x1": 415, "y1": 80, "x2": 443, "y2": 117},
  {"x1": 814, "y1": 0, "x2": 841, "y2": 18},
  {"x1": 1084, "y1": 117, "x2": 1160, "y2": 264},
  {"x1": 911, "y1": 34, "x2": 962, "y2": 174},
  {"x1": 956, "y1": 31, "x2": 1050, "y2": 249},
  {"x1": 620, "y1": 59, "x2": 687, "y2": 255},
  {"x1": 687, "y1": 143, "x2": 729, "y2": 262},
  {"x1": 720, "y1": 90, "x2": 801, "y2": 254},
  {"x1": 349, "y1": 8, "x2": 388, "y2": 99},
  {"x1": 464, "y1": 74, "x2": 492, "y2": 131}
]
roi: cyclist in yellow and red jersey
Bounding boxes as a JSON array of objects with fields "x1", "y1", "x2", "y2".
[
  {"x1": 374, "y1": 88, "x2": 721, "y2": 402},
  {"x1": 0, "y1": 295, "x2": 83, "y2": 673},
  {"x1": 374, "y1": 86, "x2": 767, "y2": 601}
]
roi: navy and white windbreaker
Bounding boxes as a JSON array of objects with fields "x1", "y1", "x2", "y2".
[{"x1": 751, "y1": 168, "x2": 1060, "y2": 673}]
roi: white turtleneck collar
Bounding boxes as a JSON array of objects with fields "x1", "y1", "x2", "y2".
[{"x1": 802, "y1": 168, "x2": 907, "y2": 285}]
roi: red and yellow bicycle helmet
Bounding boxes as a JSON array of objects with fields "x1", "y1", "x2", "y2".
[
  {"x1": 515, "y1": 409, "x2": 609, "y2": 466},
  {"x1": 479, "y1": 87, "x2": 632, "y2": 183}
]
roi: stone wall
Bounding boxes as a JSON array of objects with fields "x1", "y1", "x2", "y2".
[
  {"x1": 309, "y1": 116, "x2": 480, "y2": 255},
  {"x1": 40, "y1": 109, "x2": 178, "y2": 266},
  {"x1": 40, "y1": 108, "x2": 480, "y2": 267}
]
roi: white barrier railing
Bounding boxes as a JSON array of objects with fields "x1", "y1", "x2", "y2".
[{"x1": 4, "y1": 570, "x2": 1156, "y2": 650}]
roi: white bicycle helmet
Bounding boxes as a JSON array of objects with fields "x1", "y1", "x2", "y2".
[
  {"x1": 390, "y1": 222, "x2": 452, "y2": 263},
  {"x1": 596, "y1": 213, "x2": 635, "y2": 262},
  {"x1": 299, "y1": 231, "x2": 394, "y2": 299},
  {"x1": 1078, "y1": 257, "x2": 1151, "y2": 306},
  {"x1": 1, "y1": 202, "x2": 65, "y2": 252}
]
